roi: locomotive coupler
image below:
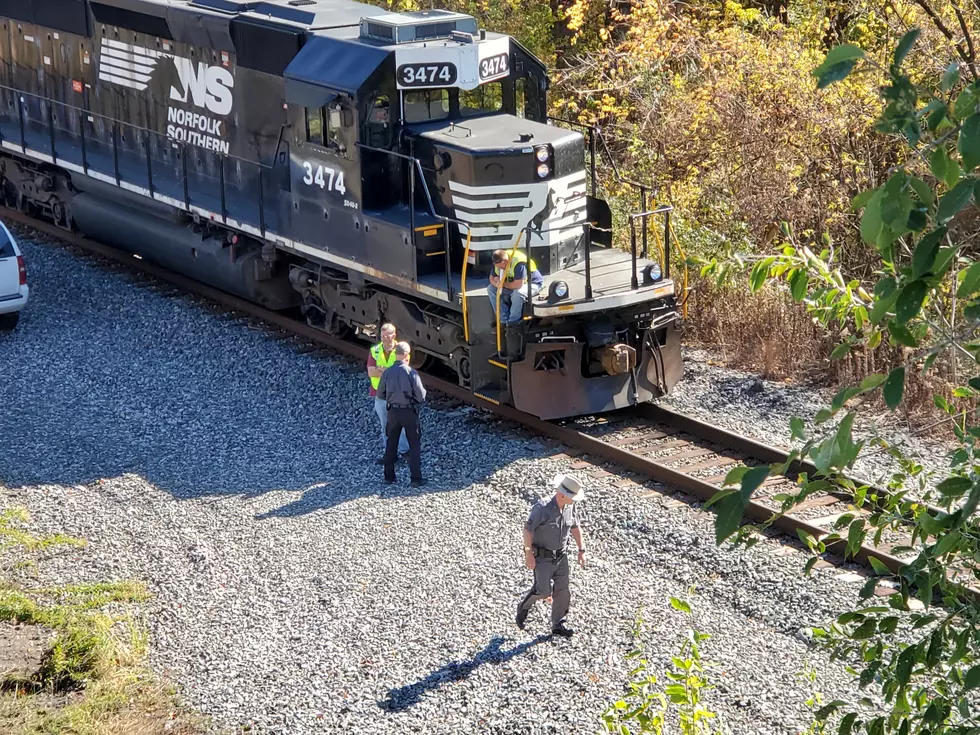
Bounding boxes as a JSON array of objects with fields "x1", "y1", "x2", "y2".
[{"x1": 598, "y1": 343, "x2": 636, "y2": 376}]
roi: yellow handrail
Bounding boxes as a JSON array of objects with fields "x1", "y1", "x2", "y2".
[
  {"x1": 494, "y1": 232, "x2": 524, "y2": 354},
  {"x1": 664, "y1": 217, "x2": 689, "y2": 319},
  {"x1": 460, "y1": 227, "x2": 473, "y2": 342},
  {"x1": 649, "y1": 205, "x2": 690, "y2": 320}
]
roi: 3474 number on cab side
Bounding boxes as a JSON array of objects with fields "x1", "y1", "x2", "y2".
[{"x1": 301, "y1": 161, "x2": 358, "y2": 209}]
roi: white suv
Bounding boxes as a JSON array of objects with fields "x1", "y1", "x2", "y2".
[{"x1": 0, "y1": 220, "x2": 28, "y2": 330}]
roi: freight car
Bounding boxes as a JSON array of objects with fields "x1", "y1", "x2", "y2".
[{"x1": 0, "y1": 0, "x2": 683, "y2": 419}]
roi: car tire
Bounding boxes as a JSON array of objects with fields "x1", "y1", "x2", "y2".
[{"x1": 0, "y1": 312, "x2": 20, "y2": 331}]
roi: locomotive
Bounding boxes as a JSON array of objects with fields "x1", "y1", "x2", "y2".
[{"x1": 0, "y1": 0, "x2": 683, "y2": 420}]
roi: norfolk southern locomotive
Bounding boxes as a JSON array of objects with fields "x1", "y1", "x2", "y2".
[{"x1": 0, "y1": 0, "x2": 682, "y2": 419}]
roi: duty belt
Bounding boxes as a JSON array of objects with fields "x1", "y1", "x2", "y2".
[
  {"x1": 534, "y1": 546, "x2": 566, "y2": 560},
  {"x1": 387, "y1": 403, "x2": 414, "y2": 409}
]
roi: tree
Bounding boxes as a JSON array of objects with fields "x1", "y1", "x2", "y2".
[{"x1": 701, "y1": 14, "x2": 980, "y2": 735}]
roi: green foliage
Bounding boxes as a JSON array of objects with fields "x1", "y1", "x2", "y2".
[
  {"x1": 0, "y1": 506, "x2": 205, "y2": 735},
  {"x1": 600, "y1": 600, "x2": 722, "y2": 735},
  {"x1": 0, "y1": 508, "x2": 148, "y2": 690},
  {"x1": 705, "y1": 20, "x2": 980, "y2": 735}
]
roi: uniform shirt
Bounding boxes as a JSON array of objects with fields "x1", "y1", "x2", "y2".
[
  {"x1": 511, "y1": 261, "x2": 544, "y2": 287},
  {"x1": 525, "y1": 496, "x2": 580, "y2": 552},
  {"x1": 377, "y1": 361, "x2": 426, "y2": 407},
  {"x1": 367, "y1": 346, "x2": 396, "y2": 397}
]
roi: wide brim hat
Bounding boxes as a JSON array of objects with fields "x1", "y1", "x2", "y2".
[{"x1": 553, "y1": 473, "x2": 584, "y2": 502}]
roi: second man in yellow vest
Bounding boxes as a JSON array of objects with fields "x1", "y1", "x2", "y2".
[
  {"x1": 488, "y1": 249, "x2": 544, "y2": 324},
  {"x1": 367, "y1": 323, "x2": 409, "y2": 463}
]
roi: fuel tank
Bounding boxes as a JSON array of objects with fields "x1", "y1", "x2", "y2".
[{"x1": 68, "y1": 185, "x2": 299, "y2": 311}]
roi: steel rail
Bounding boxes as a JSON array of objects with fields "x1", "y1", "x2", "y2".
[{"x1": 7, "y1": 205, "x2": 961, "y2": 600}]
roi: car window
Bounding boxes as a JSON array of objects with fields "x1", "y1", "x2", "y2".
[{"x1": 0, "y1": 228, "x2": 12, "y2": 258}]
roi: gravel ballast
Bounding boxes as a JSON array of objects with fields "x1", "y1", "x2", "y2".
[{"x1": 0, "y1": 233, "x2": 919, "y2": 734}]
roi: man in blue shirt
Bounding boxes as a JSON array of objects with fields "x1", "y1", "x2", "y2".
[{"x1": 487, "y1": 249, "x2": 544, "y2": 324}]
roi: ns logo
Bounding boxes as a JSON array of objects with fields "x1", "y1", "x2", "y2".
[{"x1": 169, "y1": 57, "x2": 234, "y2": 116}]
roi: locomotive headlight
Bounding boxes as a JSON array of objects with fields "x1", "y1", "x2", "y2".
[
  {"x1": 536, "y1": 163, "x2": 550, "y2": 178},
  {"x1": 535, "y1": 147, "x2": 550, "y2": 163},
  {"x1": 642, "y1": 263, "x2": 664, "y2": 284},
  {"x1": 549, "y1": 280, "x2": 569, "y2": 300}
]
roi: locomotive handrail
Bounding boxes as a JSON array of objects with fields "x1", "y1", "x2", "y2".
[
  {"x1": 356, "y1": 141, "x2": 474, "y2": 301},
  {"x1": 629, "y1": 205, "x2": 673, "y2": 289},
  {"x1": 547, "y1": 115, "x2": 689, "y2": 317}
]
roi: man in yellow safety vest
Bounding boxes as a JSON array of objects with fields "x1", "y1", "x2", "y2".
[
  {"x1": 367, "y1": 323, "x2": 409, "y2": 463},
  {"x1": 488, "y1": 249, "x2": 544, "y2": 324}
]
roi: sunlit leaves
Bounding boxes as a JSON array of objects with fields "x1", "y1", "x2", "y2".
[
  {"x1": 911, "y1": 229, "x2": 944, "y2": 277},
  {"x1": 953, "y1": 86, "x2": 978, "y2": 118},
  {"x1": 813, "y1": 44, "x2": 865, "y2": 88},
  {"x1": 892, "y1": 30, "x2": 920, "y2": 69},
  {"x1": 956, "y1": 261, "x2": 980, "y2": 298},
  {"x1": 930, "y1": 147, "x2": 960, "y2": 189},
  {"x1": 712, "y1": 465, "x2": 770, "y2": 544},
  {"x1": 936, "y1": 178, "x2": 974, "y2": 223},
  {"x1": 941, "y1": 63, "x2": 960, "y2": 93},
  {"x1": 959, "y1": 114, "x2": 980, "y2": 171},
  {"x1": 894, "y1": 281, "x2": 928, "y2": 325},
  {"x1": 883, "y1": 367, "x2": 905, "y2": 409}
]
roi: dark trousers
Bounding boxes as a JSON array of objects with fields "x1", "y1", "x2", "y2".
[
  {"x1": 518, "y1": 553, "x2": 570, "y2": 627},
  {"x1": 384, "y1": 407, "x2": 422, "y2": 482}
]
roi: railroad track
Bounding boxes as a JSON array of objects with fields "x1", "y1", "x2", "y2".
[{"x1": 6, "y1": 205, "x2": 954, "y2": 599}]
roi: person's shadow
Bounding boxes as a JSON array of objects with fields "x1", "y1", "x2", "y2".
[{"x1": 379, "y1": 634, "x2": 551, "y2": 712}]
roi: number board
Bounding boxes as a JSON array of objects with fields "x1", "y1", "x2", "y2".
[
  {"x1": 397, "y1": 62, "x2": 458, "y2": 88},
  {"x1": 479, "y1": 53, "x2": 509, "y2": 82}
]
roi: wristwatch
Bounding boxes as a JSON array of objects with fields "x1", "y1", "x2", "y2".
[{"x1": 578, "y1": 548, "x2": 586, "y2": 553}]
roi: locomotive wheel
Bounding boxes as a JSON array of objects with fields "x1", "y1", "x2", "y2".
[
  {"x1": 326, "y1": 315, "x2": 351, "y2": 339},
  {"x1": 457, "y1": 355, "x2": 471, "y2": 385},
  {"x1": 410, "y1": 350, "x2": 431, "y2": 371}
]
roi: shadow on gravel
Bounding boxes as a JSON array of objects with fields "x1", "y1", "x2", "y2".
[
  {"x1": 0, "y1": 238, "x2": 536, "y2": 513},
  {"x1": 252, "y1": 478, "x2": 444, "y2": 520},
  {"x1": 378, "y1": 634, "x2": 550, "y2": 712}
]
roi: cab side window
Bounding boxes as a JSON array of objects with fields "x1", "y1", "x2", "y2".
[
  {"x1": 306, "y1": 107, "x2": 323, "y2": 146},
  {"x1": 326, "y1": 106, "x2": 343, "y2": 150},
  {"x1": 306, "y1": 102, "x2": 352, "y2": 156}
]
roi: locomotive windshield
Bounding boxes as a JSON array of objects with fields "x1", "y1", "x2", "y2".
[{"x1": 403, "y1": 83, "x2": 505, "y2": 123}]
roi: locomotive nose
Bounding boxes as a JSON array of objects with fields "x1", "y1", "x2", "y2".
[{"x1": 408, "y1": 115, "x2": 585, "y2": 189}]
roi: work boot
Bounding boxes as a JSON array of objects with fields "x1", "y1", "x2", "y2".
[
  {"x1": 551, "y1": 624, "x2": 574, "y2": 638},
  {"x1": 410, "y1": 478, "x2": 426, "y2": 487},
  {"x1": 516, "y1": 606, "x2": 528, "y2": 630}
]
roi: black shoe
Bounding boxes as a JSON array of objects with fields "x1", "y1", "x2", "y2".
[
  {"x1": 400, "y1": 451, "x2": 411, "y2": 461},
  {"x1": 551, "y1": 624, "x2": 574, "y2": 638},
  {"x1": 375, "y1": 457, "x2": 385, "y2": 465},
  {"x1": 410, "y1": 478, "x2": 426, "y2": 487},
  {"x1": 516, "y1": 607, "x2": 528, "y2": 630},
  {"x1": 384, "y1": 478, "x2": 395, "y2": 485}
]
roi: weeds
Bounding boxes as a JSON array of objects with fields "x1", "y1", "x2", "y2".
[
  {"x1": 600, "y1": 597, "x2": 724, "y2": 735},
  {"x1": 0, "y1": 505, "x2": 204, "y2": 735}
]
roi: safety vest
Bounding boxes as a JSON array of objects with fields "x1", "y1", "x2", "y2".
[
  {"x1": 494, "y1": 250, "x2": 538, "y2": 281},
  {"x1": 370, "y1": 342, "x2": 398, "y2": 391}
]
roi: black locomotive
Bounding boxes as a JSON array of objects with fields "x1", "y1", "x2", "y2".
[{"x1": 0, "y1": 0, "x2": 683, "y2": 419}]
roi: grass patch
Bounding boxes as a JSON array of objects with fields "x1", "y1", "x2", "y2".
[{"x1": 0, "y1": 506, "x2": 206, "y2": 735}]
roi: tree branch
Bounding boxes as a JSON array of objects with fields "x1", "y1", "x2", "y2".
[{"x1": 911, "y1": 0, "x2": 978, "y2": 81}]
